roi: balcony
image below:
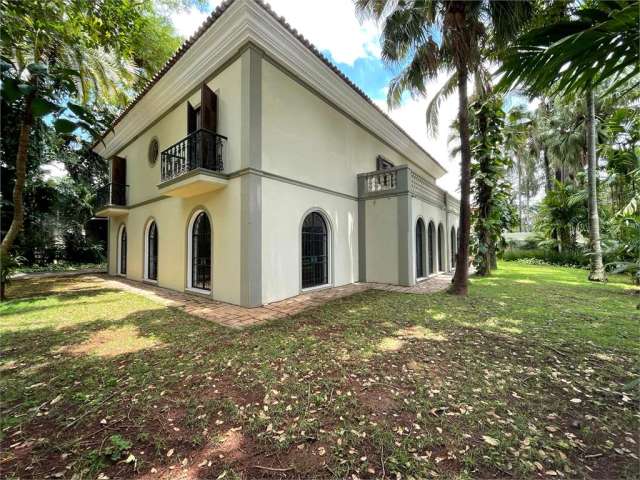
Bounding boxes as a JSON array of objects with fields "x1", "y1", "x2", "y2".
[
  {"x1": 158, "y1": 129, "x2": 228, "y2": 198},
  {"x1": 95, "y1": 183, "x2": 128, "y2": 217}
]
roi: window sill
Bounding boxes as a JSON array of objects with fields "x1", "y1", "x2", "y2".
[
  {"x1": 185, "y1": 287, "x2": 212, "y2": 297},
  {"x1": 301, "y1": 283, "x2": 332, "y2": 293}
]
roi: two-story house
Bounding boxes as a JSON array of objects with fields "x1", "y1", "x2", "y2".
[{"x1": 93, "y1": 0, "x2": 460, "y2": 308}]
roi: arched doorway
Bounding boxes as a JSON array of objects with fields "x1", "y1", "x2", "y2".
[
  {"x1": 301, "y1": 211, "x2": 328, "y2": 289},
  {"x1": 416, "y1": 218, "x2": 426, "y2": 278},
  {"x1": 118, "y1": 225, "x2": 127, "y2": 275},
  {"x1": 438, "y1": 224, "x2": 445, "y2": 272},
  {"x1": 428, "y1": 221, "x2": 435, "y2": 274},
  {"x1": 188, "y1": 211, "x2": 211, "y2": 291},
  {"x1": 145, "y1": 220, "x2": 158, "y2": 281},
  {"x1": 450, "y1": 226, "x2": 457, "y2": 269}
]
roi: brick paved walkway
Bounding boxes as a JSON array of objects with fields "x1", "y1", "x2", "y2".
[{"x1": 99, "y1": 273, "x2": 454, "y2": 329}]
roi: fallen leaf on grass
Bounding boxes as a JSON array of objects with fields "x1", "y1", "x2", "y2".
[{"x1": 482, "y1": 435, "x2": 499, "y2": 446}]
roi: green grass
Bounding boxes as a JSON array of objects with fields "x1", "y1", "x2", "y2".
[{"x1": 0, "y1": 264, "x2": 638, "y2": 479}]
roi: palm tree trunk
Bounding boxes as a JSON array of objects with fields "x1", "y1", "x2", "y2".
[
  {"x1": 1, "y1": 96, "x2": 33, "y2": 257},
  {"x1": 543, "y1": 149, "x2": 552, "y2": 193},
  {"x1": 585, "y1": 88, "x2": 605, "y2": 281},
  {"x1": 451, "y1": 66, "x2": 471, "y2": 295}
]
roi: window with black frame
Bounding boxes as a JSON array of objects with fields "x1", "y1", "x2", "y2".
[
  {"x1": 191, "y1": 212, "x2": 211, "y2": 291},
  {"x1": 438, "y1": 224, "x2": 445, "y2": 271},
  {"x1": 301, "y1": 212, "x2": 328, "y2": 289},
  {"x1": 428, "y1": 221, "x2": 435, "y2": 274},
  {"x1": 119, "y1": 227, "x2": 127, "y2": 275},
  {"x1": 416, "y1": 219, "x2": 426, "y2": 278},
  {"x1": 147, "y1": 221, "x2": 158, "y2": 281}
]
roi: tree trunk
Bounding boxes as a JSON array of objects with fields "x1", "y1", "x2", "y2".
[
  {"x1": 585, "y1": 88, "x2": 606, "y2": 282},
  {"x1": 517, "y1": 157, "x2": 523, "y2": 231},
  {"x1": 0, "y1": 97, "x2": 32, "y2": 302},
  {"x1": 543, "y1": 148, "x2": 552, "y2": 193},
  {"x1": 451, "y1": 66, "x2": 471, "y2": 295}
]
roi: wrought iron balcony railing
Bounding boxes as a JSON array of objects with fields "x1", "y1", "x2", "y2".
[
  {"x1": 160, "y1": 129, "x2": 227, "y2": 183},
  {"x1": 96, "y1": 183, "x2": 128, "y2": 211}
]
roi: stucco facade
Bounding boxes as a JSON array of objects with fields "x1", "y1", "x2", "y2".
[{"x1": 95, "y1": 0, "x2": 460, "y2": 308}]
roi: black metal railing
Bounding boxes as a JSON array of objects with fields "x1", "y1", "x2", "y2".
[
  {"x1": 160, "y1": 129, "x2": 226, "y2": 183},
  {"x1": 95, "y1": 183, "x2": 128, "y2": 212}
]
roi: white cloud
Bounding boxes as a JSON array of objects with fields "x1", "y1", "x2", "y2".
[
  {"x1": 172, "y1": 0, "x2": 380, "y2": 65},
  {"x1": 170, "y1": 6, "x2": 210, "y2": 38},
  {"x1": 375, "y1": 72, "x2": 462, "y2": 197},
  {"x1": 169, "y1": 0, "x2": 461, "y2": 196}
]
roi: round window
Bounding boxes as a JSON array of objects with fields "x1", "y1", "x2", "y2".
[{"x1": 148, "y1": 137, "x2": 159, "y2": 166}]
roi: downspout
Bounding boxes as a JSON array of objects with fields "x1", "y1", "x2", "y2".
[{"x1": 444, "y1": 192, "x2": 450, "y2": 272}]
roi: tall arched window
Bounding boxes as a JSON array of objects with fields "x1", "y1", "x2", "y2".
[
  {"x1": 145, "y1": 221, "x2": 158, "y2": 281},
  {"x1": 438, "y1": 224, "x2": 445, "y2": 272},
  {"x1": 189, "y1": 211, "x2": 211, "y2": 291},
  {"x1": 301, "y1": 211, "x2": 328, "y2": 289},
  {"x1": 428, "y1": 221, "x2": 435, "y2": 274},
  {"x1": 450, "y1": 227, "x2": 457, "y2": 269},
  {"x1": 416, "y1": 218, "x2": 426, "y2": 278},
  {"x1": 118, "y1": 225, "x2": 127, "y2": 275}
]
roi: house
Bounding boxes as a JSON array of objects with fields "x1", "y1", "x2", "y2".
[{"x1": 93, "y1": 0, "x2": 460, "y2": 308}]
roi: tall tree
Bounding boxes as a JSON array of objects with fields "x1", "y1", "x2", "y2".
[
  {"x1": 0, "y1": 0, "x2": 197, "y2": 259},
  {"x1": 498, "y1": 0, "x2": 638, "y2": 281},
  {"x1": 356, "y1": 0, "x2": 533, "y2": 295}
]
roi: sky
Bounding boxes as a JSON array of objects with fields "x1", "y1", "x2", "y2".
[{"x1": 171, "y1": 0, "x2": 462, "y2": 196}]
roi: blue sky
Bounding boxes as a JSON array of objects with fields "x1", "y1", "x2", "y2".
[{"x1": 171, "y1": 0, "x2": 462, "y2": 195}]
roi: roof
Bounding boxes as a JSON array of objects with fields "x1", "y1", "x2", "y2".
[{"x1": 93, "y1": 0, "x2": 447, "y2": 175}]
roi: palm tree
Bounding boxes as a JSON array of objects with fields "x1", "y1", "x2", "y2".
[
  {"x1": 498, "y1": 1, "x2": 639, "y2": 281},
  {"x1": 0, "y1": 3, "x2": 139, "y2": 258},
  {"x1": 355, "y1": 0, "x2": 533, "y2": 295}
]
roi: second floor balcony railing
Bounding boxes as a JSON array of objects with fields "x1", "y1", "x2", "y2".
[
  {"x1": 160, "y1": 129, "x2": 227, "y2": 183},
  {"x1": 95, "y1": 183, "x2": 128, "y2": 212}
]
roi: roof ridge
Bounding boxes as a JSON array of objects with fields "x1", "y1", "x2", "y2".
[{"x1": 93, "y1": 0, "x2": 447, "y2": 175}]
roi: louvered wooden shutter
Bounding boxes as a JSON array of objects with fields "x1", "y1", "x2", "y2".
[
  {"x1": 111, "y1": 156, "x2": 126, "y2": 185},
  {"x1": 187, "y1": 102, "x2": 197, "y2": 134},
  {"x1": 201, "y1": 84, "x2": 217, "y2": 133}
]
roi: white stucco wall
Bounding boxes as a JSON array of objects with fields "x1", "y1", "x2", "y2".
[
  {"x1": 411, "y1": 196, "x2": 452, "y2": 275},
  {"x1": 114, "y1": 58, "x2": 242, "y2": 206},
  {"x1": 261, "y1": 60, "x2": 437, "y2": 196},
  {"x1": 364, "y1": 197, "x2": 399, "y2": 285},
  {"x1": 108, "y1": 180, "x2": 242, "y2": 305},
  {"x1": 260, "y1": 177, "x2": 358, "y2": 304}
]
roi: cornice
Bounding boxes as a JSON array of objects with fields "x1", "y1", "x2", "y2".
[{"x1": 94, "y1": 0, "x2": 446, "y2": 178}]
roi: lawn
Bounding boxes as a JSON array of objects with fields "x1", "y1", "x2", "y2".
[{"x1": 0, "y1": 263, "x2": 637, "y2": 479}]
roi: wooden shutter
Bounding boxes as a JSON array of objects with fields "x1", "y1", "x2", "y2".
[
  {"x1": 200, "y1": 84, "x2": 217, "y2": 133},
  {"x1": 187, "y1": 102, "x2": 197, "y2": 134},
  {"x1": 111, "y1": 156, "x2": 126, "y2": 186}
]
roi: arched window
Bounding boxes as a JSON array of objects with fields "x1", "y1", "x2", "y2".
[
  {"x1": 301, "y1": 211, "x2": 328, "y2": 289},
  {"x1": 118, "y1": 225, "x2": 127, "y2": 275},
  {"x1": 438, "y1": 224, "x2": 445, "y2": 272},
  {"x1": 428, "y1": 221, "x2": 435, "y2": 274},
  {"x1": 450, "y1": 226, "x2": 457, "y2": 269},
  {"x1": 188, "y1": 211, "x2": 211, "y2": 291},
  {"x1": 145, "y1": 221, "x2": 158, "y2": 281},
  {"x1": 416, "y1": 218, "x2": 426, "y2": 278}
]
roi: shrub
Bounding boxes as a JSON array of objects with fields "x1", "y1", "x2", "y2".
[{"x1": 502, "y1": 248, "x2": 590, "y2": 268}]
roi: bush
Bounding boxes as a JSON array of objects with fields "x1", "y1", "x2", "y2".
[{"x1": 502, "y1": 248, "x2": 590, "y2": 268}]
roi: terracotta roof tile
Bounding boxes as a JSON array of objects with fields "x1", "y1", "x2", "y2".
[{"x1": 93, "y1": 0, "x2": 446, "y2": 174}]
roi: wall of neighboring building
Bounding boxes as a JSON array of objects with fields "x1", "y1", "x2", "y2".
[{"x1": 260, "y1": 177, "x2": 358, "y2": 304}]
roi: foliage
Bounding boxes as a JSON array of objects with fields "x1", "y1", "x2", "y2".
[
  {"x1": 0, "y1": 252, "x2": 24, "y2": 300},
  {"x1": 498, "y1": 0, "x2": 640, "y2": 96},
  {"x1": 502, "y1": 247, "x2": 590, "y2": 268},
  {"x1": 534, "y1": 180, "x2": 588, "y2": 252},
  {"x1": 469, "y1": 94, "x2": 516, "y2": 275}
]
